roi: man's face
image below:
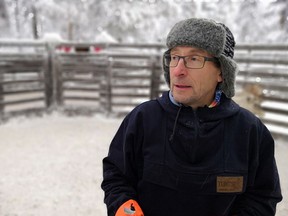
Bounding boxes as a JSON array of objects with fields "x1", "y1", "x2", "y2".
[{"x1": 169, "y1": 46, "x2": 222, "y2": 109}]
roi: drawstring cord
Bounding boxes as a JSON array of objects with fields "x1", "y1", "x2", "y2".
[
  {"x1": 169, "y1": 105, "x2": 183, "y2": 142},
  {"x1": 168, "y1": 89, "x2": 221, "y2": 142}
]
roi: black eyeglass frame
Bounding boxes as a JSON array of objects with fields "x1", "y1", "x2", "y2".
[{"x1": 163, "y1": 53, "x2": 219, "y2": 69}]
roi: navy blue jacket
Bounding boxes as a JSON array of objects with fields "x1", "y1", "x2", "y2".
[{"x1": 102, "y1": 91, "x2": 282, "y2": 216}]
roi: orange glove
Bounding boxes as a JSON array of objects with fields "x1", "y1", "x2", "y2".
[{"x1": 115, "y1": 199, "x2": 144, "y2": 216}]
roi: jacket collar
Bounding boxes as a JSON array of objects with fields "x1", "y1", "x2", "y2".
[{"x1": 158, "y1": 91, "x2": 240, "y2": 122}]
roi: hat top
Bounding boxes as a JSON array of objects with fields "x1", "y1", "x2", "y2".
[{"x1": 166, "y1": 18, "x2": 235, "y2": 59}]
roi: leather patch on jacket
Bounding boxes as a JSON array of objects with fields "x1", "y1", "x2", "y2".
[{"x1": 217, "y1": 176, "x2": 243, "y2": 193}]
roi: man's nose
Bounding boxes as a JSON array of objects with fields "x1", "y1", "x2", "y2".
[{"x1": 173, "y1": 58, "x2": 187, "y2": 76}]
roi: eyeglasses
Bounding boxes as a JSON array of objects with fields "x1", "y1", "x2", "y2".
[{"x1": 163, "y1": 53, "x2": 218, "y2": 69}]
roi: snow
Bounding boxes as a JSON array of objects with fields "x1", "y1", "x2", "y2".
[
  {"x1": 0, "y1": 113, "x2": 121, "y2": 215},
  {"x1": 95, "y1": 31, "x2": 118, "y2": 43},
  {"x1": 0, "y1": 113, "x2": 287, "y2": 215}
]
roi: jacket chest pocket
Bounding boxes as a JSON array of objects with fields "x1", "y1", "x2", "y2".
[{"x1": 143, "y1": 160, "x2": 247, "y2": 195}]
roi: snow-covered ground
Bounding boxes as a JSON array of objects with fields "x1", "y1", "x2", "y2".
[{"x1": 0, "y1": 113, "x2": 287, "y2": 215}]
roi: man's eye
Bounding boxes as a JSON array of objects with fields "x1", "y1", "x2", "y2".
[
  {"x1": 171, "y1": 56, "x2": 179, "y2": 61},
  {"x1": 189, "y1": 56, "x2": 200, "y2": 61}
]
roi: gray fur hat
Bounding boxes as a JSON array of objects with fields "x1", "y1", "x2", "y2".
[{"x1": 163, "y1": 18, "x2": 238, "y2": 98}]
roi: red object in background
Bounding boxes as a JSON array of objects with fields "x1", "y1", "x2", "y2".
[
  {"x1": 56, "y1": 45, "x2": 103, "y2": 53},
  {"x1": 56, "y1": 45, "x2": 72, "y2": 53},
  {"x1": 63, "y1": 46, "x2": 71, "y2": 52},
  {"x1": 94, "y1": 46, "x2": 102, "y2": 53}
]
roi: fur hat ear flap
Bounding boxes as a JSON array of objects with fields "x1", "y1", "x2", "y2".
[
  {"x1": 163, "y1": 50, "x2": 171, "y2": 87},
  {"x1": 218, "y1": 55, "x2": 239, "y2": 98}
]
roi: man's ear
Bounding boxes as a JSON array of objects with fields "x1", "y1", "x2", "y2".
[{"x1": 217, "y1": 71, "x2": 223, "y2": 83}]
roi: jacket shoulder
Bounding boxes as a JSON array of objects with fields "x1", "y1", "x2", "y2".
[
  {"x1": 235, "y1": 105, "x2": 273, "y2": 139},
  {"x1": 124, "y1": 99, "x2": 163, "y2": 124}
]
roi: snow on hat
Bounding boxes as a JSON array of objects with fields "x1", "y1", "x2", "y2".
[{"x1": 163, "y1": 18, "x2": 238, "y2": 98}]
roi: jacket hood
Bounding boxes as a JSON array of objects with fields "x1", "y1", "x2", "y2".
[{"x1": 157, "y1": 91, "x2": 240, "y2": 122}]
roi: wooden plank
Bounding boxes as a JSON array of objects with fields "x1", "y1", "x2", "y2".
[
  {"x1": 239, "y1": 70, "x2": 288, "y2": 78},
  {"x1": 235, "y1": 57, "x2": 288, "y2": 65},
  {"x1": 0, "y1": 53, "x2": 45, "y2": 58},
  {"x1": 261, "y1": 117, "x2": 288, "y2": 127},
  {"x1": 111, "y1": 102, "x2": 143, "y2": 107},
  {"x1": 60, "y1": 69, "x2": 107, "y2": 74},
  {"x1": 0, "y1": 97, "x2": 45, "y2": 106},
  {"x1": 63, "y1": 87, "x2": 100, "y2": 91},
  {"x1": 112, "y1": 84, "x2": 150, "y2": 89},
  {"x1": 236, "y1": 44, "x2": 288, "y2": 50},
  {"x1": 261, "y1": 94, "x2": 288, "y2": 103},
  {"x1": 0, "y1": 79, "x2": 44, "y2": 85},
  {"x1": 111, "y1": 93, "x2": 149, "y2": 97},
  {"x1": 260, "y1": 105, "x2": 288, "y2": 115},
  {"x1": 63, "y1": 96, "x2": 100, "y2": 101},
  {"x1": 236, "y1": 79, "x2": 288, "y2": 91},
  {"x1": 0, "y1": 40, "x2": 46, "y2": 47},
  {"x1": 112, "y1": 64, "x2": 150, "y2": 70},
  {"x1": 62, "y1": 78, "x2": 100, "y2": 83},
  {"x1": 112, "y1": 74, "x2": 151, "y2": 79},
  {"x1": 3, "y1": 88, "x2": 44, "y2": 95}
]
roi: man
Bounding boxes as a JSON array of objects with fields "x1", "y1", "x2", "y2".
[{"x1": 101, "y1": 18, "x2": 282, "y2": 216}]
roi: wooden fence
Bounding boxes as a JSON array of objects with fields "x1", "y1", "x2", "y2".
[
  {"x1": 234, "y1": 44, "x2": 288, "y2": 136},
  {"x1": 53, "y1": 43, "x2": 164, "y2": 115},
  {"x1": 0, "y1": 41, "x2": 51, "y2": 117},
  {"x1": 0, "y1": 41, "x2": 287, "y2": 136}
]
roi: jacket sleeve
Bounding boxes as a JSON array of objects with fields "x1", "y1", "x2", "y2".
[
  {"x1": 231, "y1": 124, "x2": 282, "y2": 215},
  {"x1": 101, "y1": 112, "x2": 144, "y2": 216}
]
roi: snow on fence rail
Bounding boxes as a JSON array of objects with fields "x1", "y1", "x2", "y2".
[{"x1": 0, "y1": 41, "x2": 288, "y2": 136}]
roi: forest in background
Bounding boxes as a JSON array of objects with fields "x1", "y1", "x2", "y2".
[{"x1": 0, "y1": 0, "x2": 287, "y2": 43}]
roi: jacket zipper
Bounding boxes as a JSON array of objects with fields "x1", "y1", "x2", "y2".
[{"x1": 190, "y1": 109, "x2": 200, "y2": 163}]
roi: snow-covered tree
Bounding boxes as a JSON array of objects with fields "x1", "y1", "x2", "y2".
[{"x1": 0, "y1": 0, "x2": 287, "y2": 43}]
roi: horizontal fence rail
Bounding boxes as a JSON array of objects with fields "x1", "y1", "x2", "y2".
[{"x1": 0, "y1": 40, "x2": 287, "y2": 137}]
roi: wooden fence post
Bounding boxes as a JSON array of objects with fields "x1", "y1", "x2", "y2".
[
  {"x1": 0, "y1": 70, "x2": 3, "y2": 116},
  {"x1": 44, "y1": 43, "x2": 54, "y2": 110},
  {"x1": 106, "y1": 58, "x2": 113, "y2": 113},
  {"x1": 100, "y1": 57, "x2": 113, "y2": 114},
  {"x1": 54, "y1": 51, "x2": 63, "y2": 107}
]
